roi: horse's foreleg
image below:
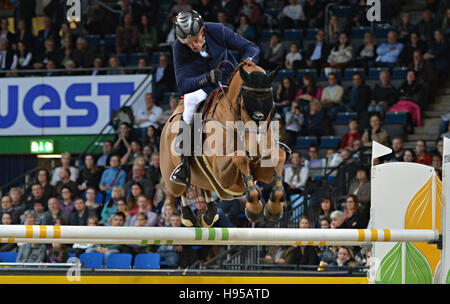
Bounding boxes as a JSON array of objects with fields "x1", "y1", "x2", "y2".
[
  {"x1": 180, "y1": 194, "x2": 198, "y2": 227},
  {"x1": 265, "y1": 149, "x2": 287, "y2": 222},
  {"x1": 201, "y1": 190, "x2": 219, "y2": 228},
  {"x1": 232, "y1": 153, "x2": 264, "y2": 223}
]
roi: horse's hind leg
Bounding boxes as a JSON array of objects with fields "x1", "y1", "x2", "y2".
[
  {"x1": 264, "y1": 149, "x2": 286, "y2": 222},
  {"x1": 180, "y1": 194, "x2": 198, "y2": 227},
  {"x1": 200, "y1": 190, "x2": 219, "y2": 228},
  {"x1": 232, "y1": 153, "x2": 264, "y2": 223}
]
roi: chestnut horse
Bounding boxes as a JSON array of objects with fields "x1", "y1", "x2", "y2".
[{"x1": 160, "y1": 62, "x2": 287, "y2": 227}]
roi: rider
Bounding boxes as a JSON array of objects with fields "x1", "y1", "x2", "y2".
[{"x1": 170, "y1": 10, "x2": 260, "y2": 186}]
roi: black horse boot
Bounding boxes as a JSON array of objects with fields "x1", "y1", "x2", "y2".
[{"x1": 170, "y1": 118, "x2": 191, "y2": 186}]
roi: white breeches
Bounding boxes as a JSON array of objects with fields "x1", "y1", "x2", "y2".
[{"x1": 182, "y1": 89, "x2": 207, "y2": 124}]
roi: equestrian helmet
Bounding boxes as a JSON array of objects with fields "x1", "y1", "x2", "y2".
[{"x1": 174, "y1": 10, "x2": 204, "y2": 41}]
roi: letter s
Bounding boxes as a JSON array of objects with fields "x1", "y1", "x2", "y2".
[
  {"x1": 66, "y1": 83, "x2": 98, "y2": 127},
  {"x1": 0, "y1": 86, "x2": 19, "y2": 128},
  {"x1": 23, "y1": 84, "x2": 61, "y2": 128}
]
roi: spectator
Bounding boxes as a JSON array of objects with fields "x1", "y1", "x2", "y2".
[
  {"x1": 46, "y1": 243, "x2": 68, "y2": 263},
  {"x1": 261, "y1": 33, "x2": 286, "y2": 70},
  {"x1": 0, "y1": 195, "x2": 19, "y2": 224},
  {"x1": 116, "y1": 199, "x2": 130, "y2": 222},
  {"x1": 340, "y1": 119, "x2": 362, "y2": 151},
  {"x1": 138, "y1": 14, "x2": 157, "y2": 53},
  {"x1": 403, "y1": 149, "x2": 416, "y2": 162},
  {"x1": 42, "y1": 197, "x2": 70, "y2": 225},
  {"x1": 24, "y1": 183, "x2": 49, "y2": 211},
  {"x1": 436, "y1": 138, "x2": 444, "y2": 156},
  {"x1": 305, "y1": 29, "x2": 330, "y2": 72},
  {"x1": 55, "y1": 168, "x2": 79, "y2": 198},
  {"x1": 236, "y1": 15, "x2": 255, "y2": 42},
  {"x1": 295, "y1": 73, "x2": 323, "y2": 108},
  {"x1": 25, "y1": 169, "x2": 57, "y2": 205},
  {"x1": 14, "y1": 18, "x2": 34, "y2": 50},
  {"x1": 125, "y1": 164, "x2": 155, "y2": 200},
  {"x1": 384, "y1": 137, "x2": 405, "y2": 162},
  {"x1": 147, "y1": 153, "x2": 162, "y2": 187},
  {"x1": 135, "y1": 93, "x2": 163, "y2": 135},
  {"x1": 157, "y1": 203, "x2": 176, "y2": 227},
  {"x1": 97, "y1": 141, "x2": 113, "y2": 167},
  {"x1": 194, "y1": 195, "x2": 233, "y2": 227},
  {"x1": 100, "y1": 186, "x2": 125, "y2": 225},
  {"x1": 51, "y1": 152, "x2": 79, "y2": 185},
  {"x1": 442, "y1": 8, "x2": 450, "y2": 32},
  {"x1": 44, "y1": 59, "x2": 59, "y2": 76},
  {"x1": 330, "y1": 210, "x2": 349, "y2": 228},
  {"x1": 316, "y1": 197, "x2": 335, "y2": 227},
  {"x1": 33, "y1": 38, "x2": 62, "y2": 70},
  {"x1": 415, "y1": 139, "x2": 432, "y2": 165},
  {"x1": 321, "y1": 72, "x2": 344, "y2": 118},
  {"x1": 91, "y1": 57, "x2": 106, "y2": 76},
  {"x1": 70, "y1": 197, "x2": 89, "y2": 226},
  {"x1": 285, "y1": 43, "x2": 302, "y2": 70},
  {"x1": 239, "y1": 0, "x2": 262, "y2": 25},
  {"x1": 30, "y1": 201, "x2": 45, "y2": 225},
  {"x1": 304, "y1": 144, "x2": 326, "y2": 180},
  {"x1": 0, "y1": 38, "x2": 14, "y2": 71},
  {"x1": 284, "y1": 152, "x2": 309, "y2": 196},
  {"x1": 77, "y1": 154, "x2": 102, "y2": 192},
  {"x1": 302, "y1": 99, "x2": 326, "y2": 137},
  {"x1": 261, "y1": 245, "x2": 298, "y2": 266},
  {"x1": 84, "y1": 2, "x2": 109, "y2": 36},
  {"x1": 59, "y1": 186, "x2": 75, "y2": 215},
  {"x1": 399, "y1": 32, "x2": 428, "y2": 66},
  {"x1": 121, "y1": 140, "x2": 144, "y2": 166},
  {"x1": 11, "y1": 41, "x2": 32, "y2": 69},
  {"x1": 276, "y1": 76, "x2": 297, "y2": 114},
  {"x1": 143, "y1": 126, "x2": 160, "y2": 152},
  {"x1": 350, "y1": 32, "x2": 377, "y2": 70},
  {"x1": 344, "y1": 194, "x2": 365, "y2": 228},
  {"x1": 303, "y1": 0, "x2": 325, "y2": 28},
  {"x1": 16, "y1": 242, "x2": 47, "y2": 263},
  {"x1": 214, "y1": 0, "x2": 240, "y2": 24},
  {"x1": 397, "y1": 12, "x2": 414, "y2": 43},
  {"x1": 114, "y1": 122, "x2": 140, "y2": 157},
  {"x1": 84, "y1": 187, "x2": 101, "y2": 219},
  {"x1": 36, "y1": 16, "x2": 59, "y2": 49},
  {"x1": 156, "y1": 213, "x2": 184, "y2": 267},
  {"x1": 71, "y1": 37, "x2": 94, "y2": 68},
  {"x1": 348, "y1": 166, "x2": 370, "y2": 207},
  {"x1": 424, "y1": 30, "x2": 449, "y2": 86},
  {"x1": 217, "y1": 11, "x2": 234, "y2": 31},
  {"x1": 9, "y1": 187, "x2": 26, "y2": 216},
  {"x1": 398, "y1": 69, "x2": 425, "y2": 109},
  {"x1": 279, "y1": 0, "x2": 305, "y2": 31},
  {"x1": 329, "y1": 246, "x2": 358, "y2": 267},
  {"x1": 327, "y1": 32, "x2": 353, "y2": 73},
  {"x1": 154, "y1": 54, "x2": 176, "y2": 102},
  {"x1": 368, "y1": 71, "x2": 399, "y2": 116},
  {"x1": 292, "y1": 216, "x2": 319, "y2": 267},
  {"x1": 362, "y1": 113, "x2": 389, "y2": 147},
  {"x1": 415, "y1": 9, "x2": 438, "y2": 43},
  {"x1": 127, "y1": 195, "x2": 157, "y2": 226},
  {"x1": 99, "y1": 155, "x2": 126, "y2": 194},
  {"x1": 107, "y1": 56, "x2": 125, "y2": 75},
  {"x1": 343, "y1": 73, "x2": 371, "y2": 117},
  {"x1": 116, "y1": 13, "x2": 138, "y2": 54},
  {"x1": 284, "y1": 101, "x2": 304, "y2": 149},
  {"x1": 59, "y1": 23, "x2": 76, "y2": 49},
  {"x1": 327, "y1": 15, "x2": 342, "y2": 43},
  {"x1": 348, "y1": 0, "x2": 369, "y2": 28},
  {"x1": 374, "y1": 31, "x2": 404, "y2": 68},
  {"x1": 0, "y1": 212, "x2": 17, "y2": 251},
  {"x1": 126, "y1": 182, "x2": 144, "y2": 216},
  {"x1": 320, "y1": 216, "x2": 331, "y2": 229}
]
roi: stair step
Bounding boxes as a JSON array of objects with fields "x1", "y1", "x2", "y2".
[
  {"x1": 438, "y1": 88, "x2": 450, "y2": 95},
  {"x1": 435, "y1": 96, "x2": 450, "y2": 103},
  {"x1": 424, "y1": 111, "x2": 447, "y2": 118},
  {"x1": 404, "y1": 140, "x2": 436, "y2": 149},
  {"x1": 429, "y1": 104, "x2": 450, "y2": 111},
  {"x1": 407, "y1": 134, "x2": 437, "y2": 141}
]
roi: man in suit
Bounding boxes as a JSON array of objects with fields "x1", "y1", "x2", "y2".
[
  {"x1": 342, "y1": 72, "x2": 371, "y2": 116},
  {"x1": 153, "y1": 53, "x2": 176, "y2": 102},
  {"x1": 72, "y1": 37, "x2": 95, "y2": 68},
  {"x1": 304, "y1": 29, "x2": 330, "y2": 73},
  {"x1": 0, "y1": 38, "x2": 14, "y2": 71},
  {"x1": 33, "y1": 38, "x2": 62, "y2": 70},
  {"x1": 36, "y1": 16, "x2": 59, "y2": 50},
  {"x1": 321, "y1": 72, "x2": 344, "y2": 118}
]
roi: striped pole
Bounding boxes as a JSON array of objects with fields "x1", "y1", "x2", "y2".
[{"x1": 0, "y1": 225, "x2": 439, "y2": 245}]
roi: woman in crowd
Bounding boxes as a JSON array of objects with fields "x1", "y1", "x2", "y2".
[
  {"x1": 126, "y1": 182, "x2": 144, "y2": 216},
  {"x1": 415, "y1": 139, "x2": 432, "y2": 165},
  {"x1": 285, "y1": 43, "x2": 302, "y2": 70},
  {"x1": 100, "y1": 186, "x2": 125, "y2": 225},
  {"x1": 236, "y1": 15, "x2": 255, "y2": 41},
  {"x1": 347, "y1": 167, "x2": 370, "y2": 207},
  {"x1": 84, "y1": 187, "x2": 102, "y2": 218},
  {"x1": 284, "y1": 101, "x2": 304, "y2": 149},
  {"x1": 399, "y1": 32, "x2": 428, "y2": 66},
  {"x1": 294, "y1": 73, "x2": 322, "y2": 112},
  {"x1": 276, "y1": 76, "x2": 297, "y2": 116},
  {"x1": 327, "y1": 32, "x2": 353, "y2": 74},
  {"x1": 343, "y1": 195, "x2": 365, "y2": 228},
  {"x1": 157, "y1": 202, "x2": 176, "y2": 227},
  {"x1": 9, "y1": 187, "x2": 26, "y2": 216},
  {"x1": 398, "y1": 69, "x2": 424, "y2": 108},
  {"x1": 143, "y1": 126, "x2": 159, "y2": 152},
  {"x1": 138, "y1": 14, "x2": 158, "y2": 53},
  {"x1": 316, "y1": 197, "x2": 335, "y2": 228},
  {"x1": 330, "y1": 246, "x2": 358, "y2": 267},
  {"x1": 403, "y1": 149, "x2": 416, "y2": 162},
  {"x1": 350, "y1": 32, "x2": 377, "y2": 70},
  {"x1": 59, "y1": 186, "x2": 74, "y2": 215},
  {"x1": 292, "y1": 216, "x2": 319, "y2": 267},
  {"x1": 11, "y1": 41, "x2": 32, "y2": 70},
  {"x1": 77, "y1": 154, "x2": 102, "y2": 192}
]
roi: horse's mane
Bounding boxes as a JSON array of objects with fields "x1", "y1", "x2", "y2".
[{"x1": 226, "y1": 62, "x2": 245, "y2": 86}]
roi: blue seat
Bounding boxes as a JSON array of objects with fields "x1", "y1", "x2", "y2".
[
  {"x1": 133, "y1": 253, "x2": 160, "y2": 269},
  {"x1": 276, "y1": 69, "x2": 294, "y2": 81},
  {"x1": 106, "y1": 253, "x2": 133, "y2": 269},
  {"x1": 103, "y1": 34, "x2": 116, "y2": 46},
  {"x1": 384, "y1": 112, "x2": 407, "y2": 124},
  {"x1": 368, "y1": 67, "x2": 386, "y2": 79},
  {"x1": 152, "y1": 52, "x2": 169, "y2": 64},
  {"x1": 85, "y1": 35, "x2": 101, "y2": 47},
  {"x1": 116, "y1": 54, "x2": 127, "y2": 66},
  {"x1": 305, "y1": 28, "x2": 319, "y2": 39},
  {"x1": 344, "y1": 68, "x2": 365, "y2": 80},
  {"x1": 392, "y1": 67, "x2": 408, "y2": 79},
  {"x1": 328, "y1": 176, "x2": 335, "y2": 182},
  {"x1": 261, "y1": 30, "x2": 281, "y2": 41},
  {"x1": 129, "y1": 53, "x2": 149, "y2": 65},
  {"x1": 79, "y1": 252, "x2": 104, "y2": 269},
  {"x1": 351, "y1": 27, "x2": 370, "y2": 38},
  {"x1": 320, "y1": 136, "x2": 341, "y2": 148},
  {"x1": 331, "y1": 6, "x2": 351, "y2": 17},
  {"x1": 265, "y1": 9, "x2": 280, "y2": 19},
  {"x1": 0, "y1": 251, "x2": 18, "y2": 262},
  {"x1": 375, "y1": 26, "x2": 395, "y2": 38},
  {"x1": 68, "y1": 253, "x2": 76, "y2": 258},
  {"x1": 296, "y1": 137, "x2": 317, "y2": 148},
  {"x1": 297, "y1": 69, "x2": 318, "y2": 80},
  {"x1": 283, "y1": 29, "x2": 302, "y2": 41},
  {"x1": 335, "y1": 112, "x2": 357, "y2": 124}
]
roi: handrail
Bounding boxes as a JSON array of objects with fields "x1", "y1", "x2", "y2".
[{"x1": 93, "y1": 0, "x2": 123, "y2": 16}]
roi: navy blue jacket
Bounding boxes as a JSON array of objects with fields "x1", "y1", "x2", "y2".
[{"x1": 172, "y1": 22, "x2": 260, "y2": 95}]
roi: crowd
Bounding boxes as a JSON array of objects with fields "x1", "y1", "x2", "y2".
[{"x1": 0, "y1": 0, "x2": 449, "y2": 269}]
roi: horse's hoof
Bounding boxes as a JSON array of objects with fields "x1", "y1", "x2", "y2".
[
  {"x1": 180, "y1": 205, "x2": 197, "y2": 227},
  {"x1": 245, "y1": 207, "x2": 264, "y2": 223},
  {"x1": 264, "y1": 203, "x2": 284, "y2": 223},
  {"x1": 200, "y1": 213, "x2": 219, "y2": 228}
]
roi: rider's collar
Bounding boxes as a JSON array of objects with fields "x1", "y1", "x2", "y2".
[{"x1": 199, "y1": 39, "x2": 210, "y2": 58}]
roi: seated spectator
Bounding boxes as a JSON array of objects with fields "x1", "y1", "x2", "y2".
[
  {"x1": 436, "y1": 139, "x2": 444, "y2": 156},
  {"x1": 157, "y1": 203, "x2": 176, "y2": 227},
  {"x1": 292, "y1": 216, "x2": 319, "y2": 267},
  {"x1": 36, "y1": 16, "x2": 59, "y2": 49},
  {"x1": 415, "y1": 9, "x2": 438, "y2": 43},
  {"x1": 70, "y1": 197, "x2": 90, "y2": 226},
  {"x1": 343, "y1": 194, "x2": 365, "y2": 228},
  {"x1": 349, "y1": 0, "x2": 370, "y2": 29},
  {"x1": 330, "y1": 210, "x2": 350, "y2": 229},
  {"x1": 107, "y1": 56, "x2": 125, "y2": 75},
  {"x1": 160, "y1": 96, "x2": 179, "y2": 125},
  {"x1": 321, "y1": 72, "x2": 344, "y2": 118},
  {"x1": 147, "y1": 153, "x2": 162, "y2": 187},
  {"x1": 368, "y1": 71, "x2": 399, "y2": 116},
  {"x1": 9, "y1": 187, "x2": 26, "y2": 216},
  {"x1": 27, "y1": 202, "x2": 45, "y2": 225},
  {"x1": 285, "y1": 43, "x2": 302, "y2": 70},
  {"x1": 84, "y1": 187, "x2": 101, "y2": 219},
  {"x1": 340, "y1": 119, "x2": 362, "y2": 151},
  {"x1": 304, "y1": 144, "x2": 326, "y2": 179},
  {"x1": 32, "y1": 38, "x2": 62, "y2": 70},
  {"x1": 77, "y1": 154, "x2": 102, "y2": 192},
  {"x1": 125, "y1": 164, "x2": 155, "y2": 200},
  {"x1": 42, "y1": 197, "x2": 70, "y2": 225},
  {"x1": 11, "y1": 41, "x2": 32, "y2": 69},
  {"x1": 261, "y1": 33, "x2": 286, "y2": 70},
  {"x1": 86, "y1": 212, "x2": 127, "y2": 266},
  {"x1": 55, "y1": 168, "x2": 79, "y2": 198},
  {"x1": 398, "y1": 69, "x2": 425, "y2": 108},
  {"x1": 99, "y1": 155, "x2": 126, "y2": 194},
  {"x1": 72, "y1": 37, "x2": 94, "y2": 68},
  {"x1": 283, "y1": 152, "x2": 309, "y2": 196},
  {"x1": 153, "y1": 54, "x2": 175, "y2": 102},
  {"x1": 238, "y1": 0, "x2": 262, "y2": 25},
  {"x1": 276, "y1": 76, "x2": 297, "y2": 114},
  {"x1": 384, "y1": 137, "x2": 405, "y2": 162},
  {"x1": 362, "y1": 113, "x2": 389, "y2": 147},
  {"x1": 143, "y1": 126, "x2": 160, "y2": 152},
  {"x1": 156, "y1": 213, "x2": 184, "y2": 268},
  {"x1": 373, "y1": 31, "x2": 404, "y2": 68},
  {"x1": 424, "y1": 30, "x2": 449, "y2": 86},
  {"x1": 46, "y1": 243, "x2": 69, "y2": 263},
  {"x1": 301, "y1": 99, "x2": 326, "y2": 137},
  {"x1": 303, "y1": 0, "x2": 325, "y2": 28},
  {"x1": 261, "y1": 245, "x2": 298, "y2": 266},
  {"x1": 236, "y1": 15, "x2": 255, "y2": 42},
  {"x1": 316, "y1": 197, "x2": 335, "y2": 227},
  {"x1": 0, "y1": 212, "x2": 17, "y2": 251},
  {"x1": 399, "y1": 32, "x2": 428, "y2": 67},
  {"x1": 279, "y1": 0, "x2": 305, "y2": 31},
  {"x1": 194, "y1": 195, "x2": 233, "y2": 227},
  {"x1": 127, "y1": 195, "x2": 158, "y2": 227},
  {"x1": 134, "y1": 93, "x2": 163, "y2": 137},
  {"x1": 408, "y1": 50, "x2": 437, "y2": 106},
  {"x1": 116, "y1": 199, "x2": 130, "y2": 222},
  {"x1": 97, "y1": 141, "x2": 113, "y2": 167},
  {"x1": 403, "y1": 149, "x2": 416, "y2": 162},
  {"x1": 217, "y1": 11, "x2": 234, "y2": 31},
  {"x1": 51, "y1": 152, "x2": 79, "y2": 185},
  {"x1": 327, "y1": 32, "x2": 353, "y2": 73},
  {"x1": 60, "y1": 37, "x2": 74, "y2": 67},
  {"x1": 329, "y1": 246, "x2": 358, "y2": 267},
  {"x1": 295, "y1": 73, "x2": 322, "y2": 109},
  {"x1": 216, "y1": 199, "x2": 243, "y2": 227},
  {"x1": 327, "y1": 15, "x2": 343, "y2": 43},
  {"x1": 116, "y1": 13, "x2": 138, "y2": 54},
  {"x1": 0, "y1": 195, "x2": 19, "y2": 224},
  {"x1": 138, "y1": 14, "x2": 158, "y2": 53},
  {"x1": 350, "y1": 32, "x2": 377, "y2": 70},
  {"x1": 284, "y1": 102, "x2": 304, "y2": 149},
  {"x1": 397, "y1": 12, "x2": 414, "y2": 43},
  {"x1": 59, "y1": 186, "x2": 75, "y2": 216},
  {"x1": 126, "y1": 182, "x2": 144, "y2": 215},
  {"x1": 121, "y1": 140, "x2": 144, "y2": 166},
  {"x1": 100, "y1": 186, "x2": 125, "y2": 225},
  {"x1": 304, "y1": 29, "x2": 330, "y2": 72},
  {"x1": 17, "y1": 242, "x2": 47, "y2": 263},
  {"x1": 91, "y1": 57, "x2": 106, "y2": 76},
  {"x1": 442, "y1": 8, "x2": 450, "y2": 32},
  {"x1": 432, "y1": 154, "x2": 442, "y2": 180},
  {"x1": 415, "y1": 139, "x2": 432, "y2": 165},
  {"x1": 319, "y1": 216, "x2": 331, "y2": 229}
]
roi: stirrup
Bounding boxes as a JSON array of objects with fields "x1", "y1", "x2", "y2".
[{"x1": 170, "y1": 163, "x2": 189, "y2": 186}]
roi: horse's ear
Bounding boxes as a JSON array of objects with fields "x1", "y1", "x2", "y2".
[
  {"x1": 267, "y1": 65, "x2": 282, "y2": 83},
  {"x1": 239, "y1": 64, "x2": 250, "y2": 84}
]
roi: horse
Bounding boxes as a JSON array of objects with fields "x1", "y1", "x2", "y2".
[{"x1": 160, "y1": 62, "x2": 287, "y2": 227}]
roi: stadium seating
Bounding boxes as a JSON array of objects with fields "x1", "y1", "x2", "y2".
[
  {"x1": 261, "y1": 29, "x2": 281, "y2": 41},
  {"x1": 331, "y1": 6, "x2": 352, "y2": 17},
  {"x1": 343, "y1": 68, "x2": 365, "y2": 80},
  {"x1": 103, "y1": 34, "x2": 116, "y2": 46},
  {"x1": 351, "y1": 27, "x2": 370, "y2": 38},
  {"x1": 335, "y1": 112, "x2": 358, "y2": 124},
  {"x1": 296, "y1": 137, "x2": 318, "y2": 148},
  {"x1": 129, "y1": 53, "x2": 149, "y2": 65},
  {"x1": 283, "y1": 29, "x2": 303, "y2": 41},
  {"x1": 133, "y1": 253, "x2": 161, "y2": 269},
  {"x1": 79, "y1": 252, "x2": 104, "y2": 269},
  {"x1": 320, "y1": 136, "x2": 341, "y2": 149},
  {"x1": 106, "y1": 253, "x2": 133, "y2": 269},
  {"x1": 276, "y1": 69, "x2": 294, "y2": 81},
  {"x1": 392, "y1": 67, "x2": 408, "y2": 79},
  {"x1": 0, "y1": 251, "x2": 18, "y2": 262},
  {"x1": 85, "y1": 35, "x2": 101, "y2": 47}
]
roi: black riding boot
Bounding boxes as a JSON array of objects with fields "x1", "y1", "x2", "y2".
[{"x1": 170, "y1": 119, "x2": 191, "y2": 186}]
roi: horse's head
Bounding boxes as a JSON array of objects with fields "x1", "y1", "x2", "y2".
[{"x1": 238, "y1": 64, "x2": 280, "y2": 122}]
